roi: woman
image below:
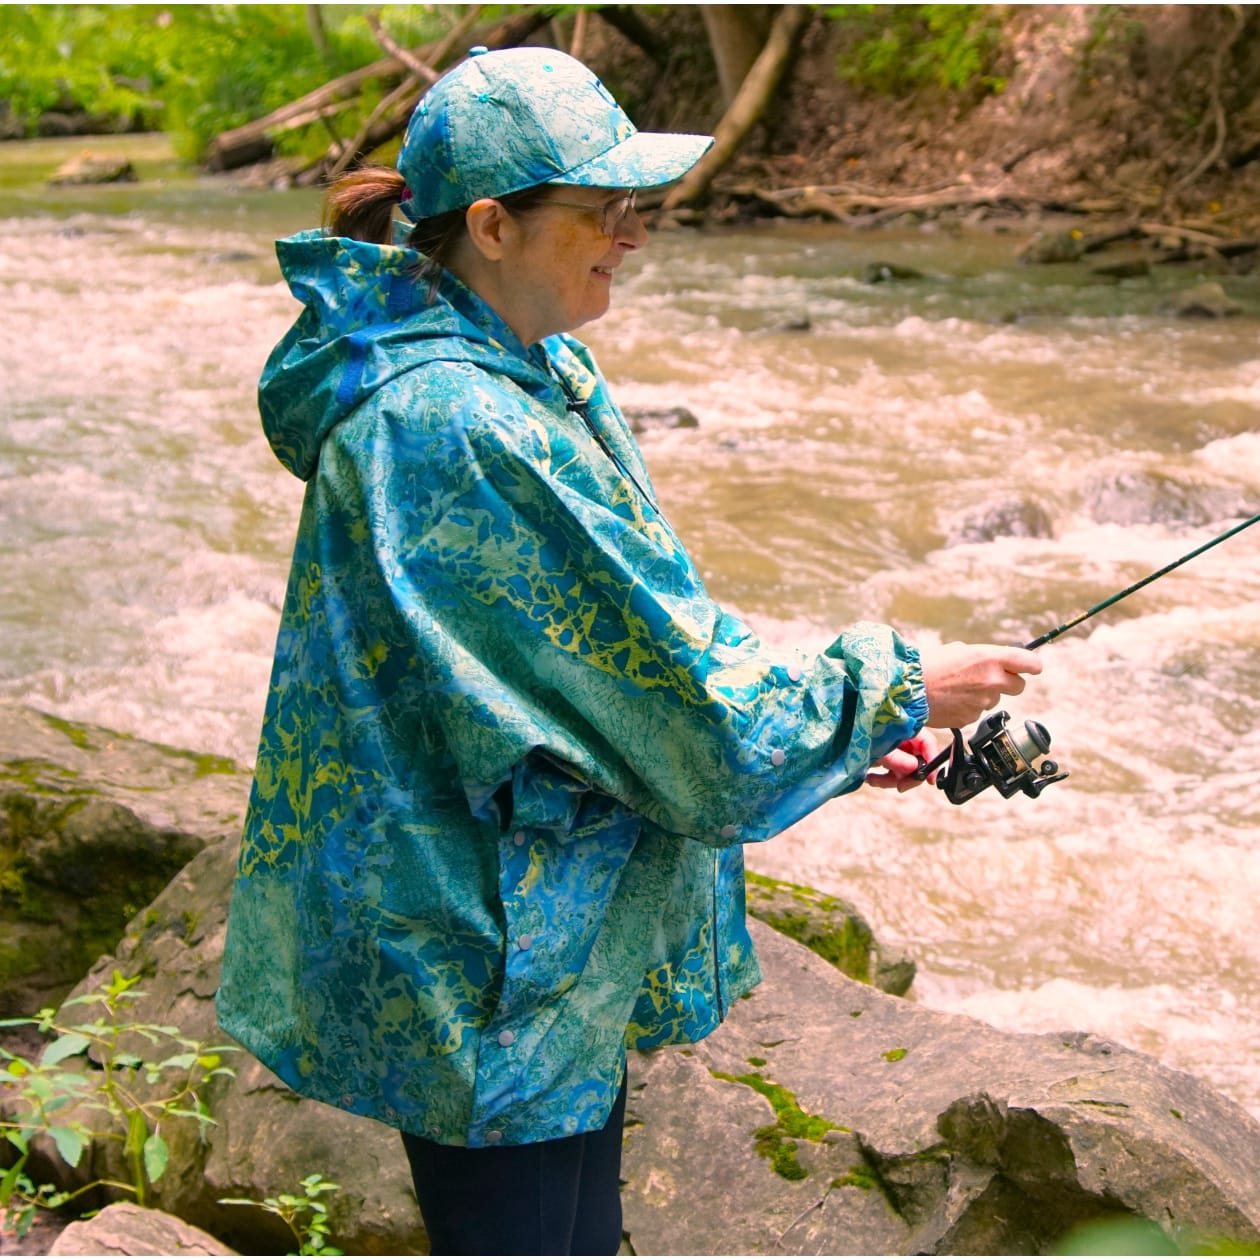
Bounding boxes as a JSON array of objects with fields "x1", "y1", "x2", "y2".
[{"x1": 217, "y1": 46, "x2": 1041, "y2": 1255}]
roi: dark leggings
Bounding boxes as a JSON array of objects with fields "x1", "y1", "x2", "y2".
[{"x1": 401, "y1": 1074, "x2": 629, "y2": 1256}]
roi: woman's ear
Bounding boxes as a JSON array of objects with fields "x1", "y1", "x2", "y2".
[{"x1": 464, "y1": 198, "x2": 510, "y2": 262}]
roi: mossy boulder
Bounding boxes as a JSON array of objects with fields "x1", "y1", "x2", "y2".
[
  {"x1": 620, "y1": 920, "x2": 1260, "y2": 1255},
  {"x1": 745, "y1": 870, "x2": 916, "y2": 996},
  {"x1": 0, "y1": 704, "x2": 250, "y2": 1017}
]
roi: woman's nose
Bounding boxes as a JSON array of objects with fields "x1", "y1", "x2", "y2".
[{"x1": 615, "y1": 206, "x2": 649, "y2": 250}]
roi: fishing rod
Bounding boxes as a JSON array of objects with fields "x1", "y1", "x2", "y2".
[
  {"x1": 919, "y1": 509, "x2": 1260, "y2": 804},
  {"x1": 1023, "y1": 509, "x2": 1260, "y2": 650}
]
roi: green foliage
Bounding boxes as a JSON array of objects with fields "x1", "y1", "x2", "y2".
[
  {"x1": 0, "y1": 5, "x2": 445, "y2": 161},
  {"x1": 221, "y1": 1174, "x2": 344, "y2": 1256},
  {"x1": 155, "y1": 6, "x2": 383, "y2": 163},
  {"x1": 0, "y1": 6, "x2": 161, "y2": 131},
  {"x1": 1054, "y1": 1214, "x2": 1179, "y2": 1254},
  {"x1": 1055, "y1": 1214, "x2": 1260, "y2": 1256},
  {"x1": 827, "y1": 5, "x2": 1008, "y2": 98},
  {"x1": 0, "y1": 969, "x2": 237, "y2": 1228}
]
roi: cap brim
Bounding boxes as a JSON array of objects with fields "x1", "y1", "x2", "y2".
[{"x1": 553, "y1": 130, "x2": 713, "y2": 190}]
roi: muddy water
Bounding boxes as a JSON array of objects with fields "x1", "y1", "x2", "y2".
[{"x1": 3, "y1": 135, "x2": 1258, "y2": 1119}]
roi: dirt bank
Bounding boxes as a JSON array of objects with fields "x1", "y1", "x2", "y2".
[{"x1": 599, "y1": 5, "x2": 1260, "y2": 238}]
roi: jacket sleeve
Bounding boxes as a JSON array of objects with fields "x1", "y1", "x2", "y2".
[{"x1": 316, "y1": 367, "x2": 927, "y2": 848}]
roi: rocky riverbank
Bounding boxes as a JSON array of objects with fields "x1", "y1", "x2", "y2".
[{"x1": 4, "y1": 700, "x2": 1260, "y2": 1255}]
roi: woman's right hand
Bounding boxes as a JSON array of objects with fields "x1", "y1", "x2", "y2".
[{"x1": 918, "y1": 642, "x2": 1043, "y2": 730}]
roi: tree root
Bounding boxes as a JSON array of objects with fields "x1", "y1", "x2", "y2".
[
  {"x1": 709, "y1": 180, "x2": 1129, "y2": 227},
  {"x1": 1168, "y1": 4, "x2": 1248, "y2": 204}
]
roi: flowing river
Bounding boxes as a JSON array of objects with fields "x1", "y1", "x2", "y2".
[{"x1": 3, "y1": 135, "x2": 1258, "y2": 1121}]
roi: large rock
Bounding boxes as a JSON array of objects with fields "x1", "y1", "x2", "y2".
[
  {"x1": 52, "y1": 837, "x2": 427, "y2": 1257},
  {"x1": 943, "y1": 495, "x2": 1056, "y2": 545},
  {"x1": 1160, "y1": 281, "x2": 1242, "y2": 319},
  {"x1": 47, "y1": 153, "x2": 139, "y2": 185},
  {"x1": 1017, "y1": 230, "x2": 1086, "y2": 265},
  {"x1": 1083, "y1": 470, "x2": 1253, "y2": 529},
  {"x1": 0, "y1": 705, "x2": 250, "y2": 1018},
  {"x1": 13, "y1": 714, "x2": 1260, "y2": 1255},
  {"x1": 50, "y1": 1202, "x2": 234, "y2": 1256},
  {"x1": 48, "y1": 836, "x2": 1260, "y2": 1257},
  {"x1": 621, "y1": 404, "x2": 700, "y2": 433},
  {"x1": 862, "y1": 261, "x2": 926, "y2": 284},
  {"x1": 620, "y1": 921, "x2": 1260, "y2": 1255}
]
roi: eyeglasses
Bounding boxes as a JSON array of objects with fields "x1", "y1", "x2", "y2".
[{"x1": 541, "y1": 190, "x2": 637, "y2": 237}]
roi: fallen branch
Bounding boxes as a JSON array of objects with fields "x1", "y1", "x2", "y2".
[
  {"x1": 207, "y1": 52, "x2": 419, "y2": 171},
  {"x1": 1137, "y1": 220, "x2": 1237, "y2": 246},
  {"x1": 773, "y1": 183, "x2": 981, "y2": 213},
  {"x1": 367, "y1": 10, "x2": 452, "y2": 86},
  {"x1": 308, "y1": 6, "x2": 550, "y2": 184},
  {"x1": 751, "y1": 177, "x2": 977, "y2": 203},
  {"x1": 709, "y1": 180, "x2": 1131, "y2": 227},
  {"x1": 206, "y1": 6, "x2": 550, "y2": 173},
  {"x1": 327, "y1": 5, "x2": 484, "y2": 179},
  {"x1": 661, "y1": 5, "x2": 811, "y2": 211}
]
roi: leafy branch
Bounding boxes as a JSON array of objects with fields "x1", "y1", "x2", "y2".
[
  {"x1": 0, "y1": 969, "x2": 237, "y2": 1235},
  {"x1": 221, "y1": 1174, "x2": 343, "y2": 1256}
]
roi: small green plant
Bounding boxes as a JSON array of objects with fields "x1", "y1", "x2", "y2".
[
  {"x1": 828, "y1": 5, "x2": 1008, "y2": 98},
  {"x1": 221, "y1": 1174, "x2": 343, "y2": 1256},
  {"x1": 0, "y1": 969, "x2": 237, "y2": 1232},
  {"x1": 0, "y1": 1171, "x2": 74, "y2": 1243}
]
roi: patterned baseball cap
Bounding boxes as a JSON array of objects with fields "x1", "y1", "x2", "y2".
[{"x1": 397, "y1": 46, "x2": 713, "y2": 219}]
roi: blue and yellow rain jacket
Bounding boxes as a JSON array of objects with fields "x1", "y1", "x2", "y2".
[{"x1": 216, "y1": 230, "x2": 928, "y2": 1146}]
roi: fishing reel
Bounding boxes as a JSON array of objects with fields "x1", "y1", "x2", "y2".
[{"x1": 920, "y1": 710, "x2": 1068, "y2": 806}]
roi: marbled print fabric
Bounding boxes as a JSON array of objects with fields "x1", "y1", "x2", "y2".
[{"x1": 217, "y1": 230, "x2": 928, "y2": 1145}]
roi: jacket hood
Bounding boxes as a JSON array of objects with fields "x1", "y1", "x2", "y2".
[{"x1": 259, "y1": 230, "x2": 562, "y2": 480}]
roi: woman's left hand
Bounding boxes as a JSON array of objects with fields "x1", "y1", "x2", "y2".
[{"x1": 865, "y1": 733, "x2": 939, "y2": 792}]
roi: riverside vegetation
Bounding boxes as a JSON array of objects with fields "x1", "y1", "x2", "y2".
[
  {"x1": 6, "y1": 6, "x2": 1260, "y2": 236},
  {"x1": 0, "y1": 971, "x2": 237, "y2": 1235}
]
